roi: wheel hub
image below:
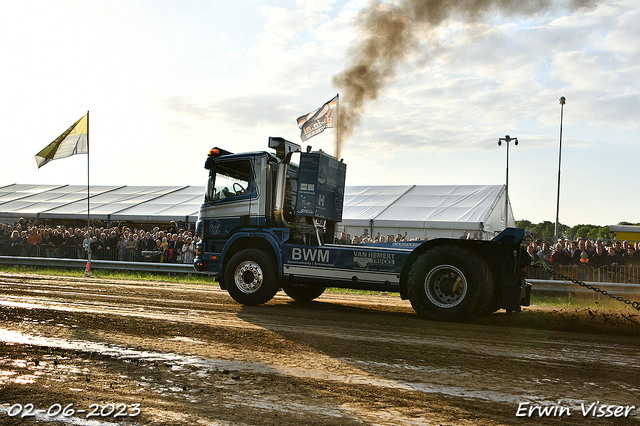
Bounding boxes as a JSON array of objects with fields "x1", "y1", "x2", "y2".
[
  {"x1": 234, "y1": 261, "x2": 263, "y2": 294},
  {"x1": 424, "y1": 265, "x2": 467, "y2": 308}
]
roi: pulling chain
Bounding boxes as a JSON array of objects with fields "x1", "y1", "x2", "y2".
[{"x1": 534, "y1": 261, "x2": 640, "y2": 311}]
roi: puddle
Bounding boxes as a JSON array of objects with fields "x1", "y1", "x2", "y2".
[{"x1": 167, "y1": 336, "x2": 206, "y2": 345}]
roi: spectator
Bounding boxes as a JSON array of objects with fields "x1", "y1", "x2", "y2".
[
  {"x1": 606, "y1": 245, "x2": 622, "y2": 267},
  {"x1": 147, "y1": 235, "x2": 158, "y2": 252},
  {"x1": 579, "y1": 251, "x2": 589, "y2": 265},
  {"x1": 182, "y1": 237, "x2": 195, "y2": 264},
  {"x1": 550, "y1": 243, "x2": 573, "y2": 265},
  {"x1": 568, "y1": 241, "x2": 582, "y2": 264},
  {"x1": 106, "y1": 231, "x2": 118, "y2": 260},
  {"x1": 174, "y1": 234, "x2": 184, "y2": 262},
  {"x1": 50, "y1": 228, "x2": 64, "y2": 257},
  {"x1": 590, "y1": 245, "x2": 608, "y2": 267},
  {"x1": 64, "y1": 230, "x2": 77, "y2": 258},
  {"x1": 622, "y1": 240, "x2": 630, "y2": 252},
  {"x1": 82, "y1": 232, "x2": 92, "y2": 258},
  {"x1": 338, "y1": 231, "x2": 350, "y2": 244},
  {"x1": 624, "y1": 246, "x2": 640, "y2": 267},
  {"x1": 90, "y1": 236, "x2": 99, "y2": 256},
  {"x1": 9, "y1": 230, "x2": 22, "y2": 256},
  {"x1": 96, "y1": 232, "x2": 108, "y2": 260},
  {"x1": 40, "y1": 228, "x2": 51, "y2": 255},
  {"x1": 74, "y1": 229, "x2": 84, "y2": 258},
  {"x1": 537, "y1": 242, "x2": 553, "y2": 265},
  {"x1": 614, "y1": 241, "x2": 624, "y2": 257},
  {"x1": 138, "y1": 232, "x2": 151, "y2": 254},
  {"x1": 126, "y1": 233, "x2": 139, "y2": 261},
  {"x1": 527, "y1": 242, "x2": 539, "y2": 264},
  {"x1": 160, "y1": 237, "x2": 169, "y2": 262},
  {"x1": 167, "y1": 221, "x2": 178, "y2": 235},
  {"x1": 117, "y1": 235, "x2": 127, "y2": 261},
  {"x1": 584, "y1": 239, "x2": 595, "y2": 257},
  {"x1": 26, "y1": 228, "x2": 42, "y2": 256}
]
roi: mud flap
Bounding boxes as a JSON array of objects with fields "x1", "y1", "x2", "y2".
[
  {"x1": 502, "y1": 283, "x2": 523, "y2": 312},
  {"x1": 521, "y1": 281, "x2": 532, "y2": 307}
]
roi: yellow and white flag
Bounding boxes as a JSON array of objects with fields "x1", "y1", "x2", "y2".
[{"x1": 35, "y1": 113, "x2": 88, "y2": 168}]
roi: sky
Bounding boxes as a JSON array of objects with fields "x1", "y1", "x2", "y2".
[{"x1": 1, "y1": 0, "x2": 639, "y2": 227}]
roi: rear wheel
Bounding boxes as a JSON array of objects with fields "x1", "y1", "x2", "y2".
[
  {"x1": 407, "y1": 245, "x2": 493, "y2": 321},
  {"x1": 224, "y1": 249, "x2": 279, "y2": 305},
  {"x1": 282, "y1": 283, "x2": 326, "y2": 301}
]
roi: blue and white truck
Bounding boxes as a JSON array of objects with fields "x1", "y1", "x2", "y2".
[{"x1": 194, "y1": 137, "x2": 531, "y2": 320}]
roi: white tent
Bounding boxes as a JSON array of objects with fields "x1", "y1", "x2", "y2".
[
  {"x1": 340, "y1": 185, "x2": 514, "y2": 241},
  {"x1": 0, "y1": 184, "x2": 514, "y2": 239},
  {"x1": 0, "y1": 184, "x2": 203, "y2": 225}
]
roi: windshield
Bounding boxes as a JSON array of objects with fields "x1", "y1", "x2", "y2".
[{"x1": 207, "y1": 160, "x2": 252, "y2": 201}]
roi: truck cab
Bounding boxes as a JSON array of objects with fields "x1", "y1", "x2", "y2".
[
  {"x1": 201, "y1": 149, "x2": 276, "y2": 239},
  {"x1": 195, "y1": 137, "x2": 344, "y2": 275}
]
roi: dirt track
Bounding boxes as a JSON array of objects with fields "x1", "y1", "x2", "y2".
[{"x1": 0, "y1": 272, "x2": 639, "y2": 425}]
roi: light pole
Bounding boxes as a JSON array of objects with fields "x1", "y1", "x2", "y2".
[
  {"x1": 498, "y1": 135, "x2": 518, "y2": 228},
  {"x1": 554, "y1": 96, "x2": 566, "y2": 240}
]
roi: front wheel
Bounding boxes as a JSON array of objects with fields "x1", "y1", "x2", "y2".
[
  {"x1": 224, "y1": 249, "x2": 279, "y2": 305},
  {"x1": 407, "y1": 245, "x2": 493, "y2": 321},
  {"x1": 282, "y1": 283, "x2": 326, "y2": 301}
]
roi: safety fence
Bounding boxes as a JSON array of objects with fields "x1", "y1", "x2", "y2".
[
  {"x1": 526, "y1": 264, "x2": 640, "y2": 284},
  {"x1": 0, "y1": 242, "x2": 178, "y2": 263},
  {"x1": 0, "y1": 256, "x2": 198, "y2": 275}
]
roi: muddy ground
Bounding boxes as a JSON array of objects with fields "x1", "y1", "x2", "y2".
[{"x1": 0, "y1": 272, "x2": 639, "y2": 425}]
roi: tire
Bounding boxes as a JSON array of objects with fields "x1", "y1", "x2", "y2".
[
  {"x1": 224, "y1": 249, "x2": 279, "y2": 305},
  {"x1": 479, "y1": 291, "x2": 502, "y2": 316},
  {"x1": 407, "y1": 245, "x2": 493, "y2": 321},
  {"x1": 282, "y1": 283, "x2": 326, "y2": 302}
]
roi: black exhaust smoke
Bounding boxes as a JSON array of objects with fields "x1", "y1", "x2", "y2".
[{"x1": 331, "y1": 0, "x2": 597, "y2": 158}]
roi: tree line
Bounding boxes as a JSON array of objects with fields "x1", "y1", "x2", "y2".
[{"x1": 515, "y1": 220, "x2": 640, "y2": 242}]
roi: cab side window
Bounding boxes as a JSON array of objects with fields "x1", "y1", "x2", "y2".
[{"x1": 210, "y1": 160, "x2": 253, "y2": 202}]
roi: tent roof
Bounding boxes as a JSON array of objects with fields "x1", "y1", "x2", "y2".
[
  {"x1": 0, "y1": 183, "x2": 507, "y2": 228},
  {"x1": 342, "y1": 185, "x2": 506, "y2": 230},
  {"x1": 0, "y1": 184, "x2": 202, "y2": 223}
]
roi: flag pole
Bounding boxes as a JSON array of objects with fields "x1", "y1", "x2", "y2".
[
  {"x1": 86, "y1": 110, "x2": 91, "y2": 275},
  {"x1": 335, "y1": 93, "x2": 340, "y2": 159}
]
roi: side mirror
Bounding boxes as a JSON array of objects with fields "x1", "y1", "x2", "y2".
[{"x1": 205, "y1": 177, "x2": 216, "y2": 203}]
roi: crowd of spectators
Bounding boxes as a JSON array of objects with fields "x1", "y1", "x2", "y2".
[
  {"x1": 336, "y1": 230, "x2": 420, "y2": 244},
  {"x1": 527, "y1": 237, "x2": 640, "y2": 268},
  {"x1": 0, "y1": 219, "x2": 197, "y2": 264},
  {"x1": 335, "y1": 228, "x2": 640, "y2": 271},
  {"x1": 4, "y1": 219, "x2": 640, "y2": 274},
  {"x1": 335, "y1": 229, "x2": 484, "y2": 244}
]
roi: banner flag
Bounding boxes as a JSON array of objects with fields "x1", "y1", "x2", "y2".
[
  {"x1": 297, "y1": 95, "x2": 338, "y2": 142},
  {"x1": 35, "y1": 113, "x2": 88, "y2": 168}
]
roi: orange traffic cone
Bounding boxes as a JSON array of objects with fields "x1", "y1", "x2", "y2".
[{"x1": 84, "y1": 261, "x2": 91, "y2": 278}]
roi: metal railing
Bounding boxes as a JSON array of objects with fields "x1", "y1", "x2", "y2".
[
  {"x1": 526, "y1": 264, "x2": 640, "y2": 284},
  {"x1": 0, "y1": 256, "x2": 199, "y2": 275}
]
